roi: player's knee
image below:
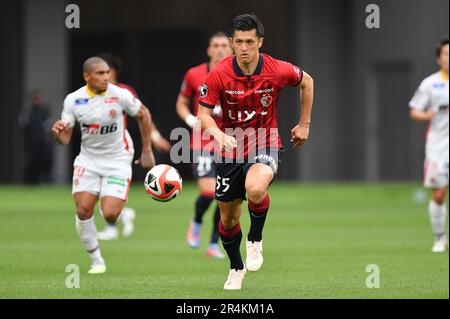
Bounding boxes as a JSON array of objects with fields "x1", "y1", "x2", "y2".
[
  {"x1": 432, "y1": 188, "x2": 447, "y2": 205},
  {"x1": 246, "y1": 185, "x2": 267, "y2": 204},
  {"x1": 102, "y1": 208, "x2": 121, "y2": 224},
  {"x1": 75, "y1": 205, "x2": 94, "y2": 220},
  {"x1": 220, "y1": 216, "x2": 238, "y2": 229}
]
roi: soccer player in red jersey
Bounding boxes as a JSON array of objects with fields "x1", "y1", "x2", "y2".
[
  {"x1": 198, "y1": 14, "x2": 314, "y2": 290},
  {"x1": 176, "y1": 32, "x2": 233, "y2": 258},
  {"x1": 95, "y1": 53, "x2": 171, "y2": 241}
]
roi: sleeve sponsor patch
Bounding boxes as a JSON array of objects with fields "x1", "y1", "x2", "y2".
[{"x1": 200, "y1": 84, "x2": 208, "y2": 99}]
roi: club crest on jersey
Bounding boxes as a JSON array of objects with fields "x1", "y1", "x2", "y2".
[
  {"x1": 261, "y1": 94, "x2": 272, "y2": 107},
  {"x1": 109, "y1": 108, "x2": 117, "y2": 118},
  {"x1": 105, "y1": 96, "x2": 119, "y2": 104},
  {"x1": 293, "y1": 66, "x2": 300, "y2": 74},
  {"x1": 200, "y1": 84, "x2": 208, "y2": 98}
]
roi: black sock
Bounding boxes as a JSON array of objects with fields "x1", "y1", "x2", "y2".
[
  {"x1": 248, "y1": 195, "x2": 270, "y2": 242},
  {"x1": 219, "y1": 223, "x2": 244, "y2": 270},
  {"x1": 210, "y1": 205, "x2": 221, "y2": 244},
  {"x1": 194, "y1": 193, "x2": 214, "y2": 224}
]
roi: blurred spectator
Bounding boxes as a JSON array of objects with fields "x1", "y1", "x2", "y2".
[{"x1": 19, "y1": 90, "x2": 53, "y2": 184}]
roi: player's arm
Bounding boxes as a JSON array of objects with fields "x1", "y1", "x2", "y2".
[
  {"x1": 409, "y1": 79, "x2": 434, "y2": 122},
  {"x1": 134, "y1": 104, "x2": 155, "y2": 169},
  {"x1": 51, "y1": 120, "x2": 73, "y2": 145},
  {"x1": 291, "y1": 71, "x2": 314, "y2": 148},
  {"x1": 198, "y1": 105, "x2": 236, "y2": 153},
  {"x1": 150, "y1": 120, "x2": 171, "y2": 153},
  {"x1": 410, "y1": 108, "x2": 435, "y2": 122},
  {"x1": 176, "y1": 94, "x2": 198, "y2": 128}
]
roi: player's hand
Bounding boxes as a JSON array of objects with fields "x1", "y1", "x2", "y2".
[
  {"x1": 290, "y1": 123, "x2": 310, "y2": 149},
  {"x1": 135, "y1": 150, "x2": 155, "y2": 169},
  {"x1": 153, "y1": 137, "x2": 171, "y2": 153},
  {"x1": 221, "y1": 133, "x2": 237, "y2": 153},
  {"x1": 51, "y1": 120, "x2": 68, "y2": 138}
]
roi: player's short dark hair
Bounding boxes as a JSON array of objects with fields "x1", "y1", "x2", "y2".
[
  {"x1": 82, "y1": 57, "x2": 107, "y2": 73},
  {"x1": 98, "y1": 52, "x2": 123, "y2": 75},
  {"x1": 436, "y1": 37, "x2": 449, "y2": 57},
  {"x1": 209, "y1": 31, "x2": 228, "y2": 44},
  {"x1": 229, "y1": 14, "x2": 264, "y2": 38}
]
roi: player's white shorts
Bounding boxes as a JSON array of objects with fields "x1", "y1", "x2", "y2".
[
  {"x1": 72, "y1": 152, "x2": 133, "y2": 201},
  {"x1": 423, "y1": 157, "x2": 449, "y2": 189}
]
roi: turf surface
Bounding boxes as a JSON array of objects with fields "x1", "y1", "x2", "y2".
[{"x1": 0, "y1": 183, "x2": 448, "y2": 298}]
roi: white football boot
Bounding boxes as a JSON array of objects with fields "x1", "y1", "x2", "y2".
[
  {"x1": 432, "y1": 236, "x2": 448, "y2": 253},
  {"x1": 223, "y1": 267, "x2": 247, "y2": 290},
  {"x1": 246, "y1": 240, "x2": 263, "y2": 272},
  {"x1": 121, "y1": 207, "x2": 136, "y2": 237},
  {"x1": 97, "y1": 224, "x2": 119, "y2": 240}
]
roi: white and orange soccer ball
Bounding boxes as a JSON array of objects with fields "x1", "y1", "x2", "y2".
[{"x1": 144, "y1": 164, "x2": 182, "y2": 202}]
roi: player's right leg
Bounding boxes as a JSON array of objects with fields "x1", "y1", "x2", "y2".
[
  {"x1": 74, "y1": 192, "x2": 106, "y2": 274},
  {"x1": 429, "y1": 187, "x2": 448, "y2": 253},
  {"x1": 423, "y1": 158, "x2": 448, "y2": 252},
  {"x1": 187, "y1": 177, "x2": 215, "y2": 248},
  {"x1": 72, "y1": 158, "x2": 107, "y2": 274},
  {"x1": 218, "y1": 199, "x2": 247, "y2": 290}
]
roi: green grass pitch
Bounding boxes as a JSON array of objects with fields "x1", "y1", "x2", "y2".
[{"x1": 0, "y1": 182, "x2": 448, "y2": 298}]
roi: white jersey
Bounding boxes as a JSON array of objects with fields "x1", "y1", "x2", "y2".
[
  {"x1": 409, "y1": 71, "x2": 449, "y2": 160},
  {"x1": 62, "y1": 83, "x2": 141, "y2": 157}
]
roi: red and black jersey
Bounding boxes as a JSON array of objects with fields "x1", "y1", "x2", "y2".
[
  {"x1": 199, "y1": 53, "x2": 303, "y2": 159},
  {"x1": 180, "y1": 63, "x2": 221, "y2": 150}
]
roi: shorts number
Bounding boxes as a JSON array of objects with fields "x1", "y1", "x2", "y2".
[{"x1": 216, "y1": 175, "x2": 230, "y2": 193}]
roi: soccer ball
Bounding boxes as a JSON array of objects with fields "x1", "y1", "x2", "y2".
[{"x1": 144, "y1": 164, "x2": 182, "y2": 202}]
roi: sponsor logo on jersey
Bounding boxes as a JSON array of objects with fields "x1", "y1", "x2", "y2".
[
  {"x1": 87, "y1": 123, "x2": 100, "y2": 134},
  {"x1": 293, "y1": 66, "x2": 300, "y2": 74},
  {"x1": 75, "y1": 98, "x2": 89, "y2": 105},
  {"x1": 107, "y1": 176, "x2": 126, "y2": 186},
  {"x1": 433, "y1": 83, "x2": 446, "y2": 89},
  {"x1": 261, "y1": 94, "x2": 272, "y2": 107},
  {"x1": 225, "y1": 89, "x2": 245, "y2": 95},
  {"x1": 105, "y1": 97, "x2": 119, "y2": 104},
  {"x1": 255, "y1": 88, "x2": 274, "y2": 94},
  {"x1": 200, "y1": 84, "x2": 208, "y2": 98}
]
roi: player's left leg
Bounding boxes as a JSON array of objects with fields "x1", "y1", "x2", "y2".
[
  {"x1": 97, "y1": 161, "x2": 134, "y2": 240},
  {"x1": 100, "y1": 196, "x2": 126, "y2": 223},
  {"x1": 244, "y1": 163, "x2": 274, "y2": 272},
  {"x1": 205, "y1": 205, "x2": 225, "y2": 259},
  {"x1": 218, "y1": 199, "x2": 247, "y2": 290},
  {"x1": 429, "y1": 187, "x2": 448, "y2": 252},
  {"x1": 186, "y1": 177, "x2": 215, "y2": 248},
  {"x1": 98, "y1": 205, "x2": 136, "y2": 240}
]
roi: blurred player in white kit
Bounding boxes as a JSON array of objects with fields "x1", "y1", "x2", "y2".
[
  {"x1": 51, "y1": 57, "x2": 155, "y2": 273},
  {"x1": 410, "y1": 38, "x2": 449, "y2": 253}
]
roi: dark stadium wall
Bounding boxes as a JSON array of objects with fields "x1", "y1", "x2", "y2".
[
  {"x1": 293, "y1": 0, "x2": 449, "y2": 181},
  {"x1": 0, "y1": 1, "x2": 23, "y2": 183}
]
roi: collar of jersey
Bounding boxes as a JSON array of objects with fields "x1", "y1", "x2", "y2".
[
  {"x1": 440, "y1": 70, "x2": 449, "y2": 81},
  {"x1": 86, "y1": 85, "x2": 107, "y2": 97},
  {"x1": 233, "y1": 54, "x2": 264, "y2": 77}
]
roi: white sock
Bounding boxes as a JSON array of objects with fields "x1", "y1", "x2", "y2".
[
  {"x1": 75, "y1": 216, "x2": 105, "y2": 265},
  {"x1": 428, "y1": 201, "x2": 447, "y2": 240},
  {"x1": 117, "y1": 209, "x2": 126, "y2": 224}
]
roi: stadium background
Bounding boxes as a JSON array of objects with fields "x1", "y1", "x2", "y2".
[
  {"x1": 0, "y1": 0, "x2": 448, "y2": 299},
  {"x1": 1, "y1": 0, "x2": 448, "y2": 183}
]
